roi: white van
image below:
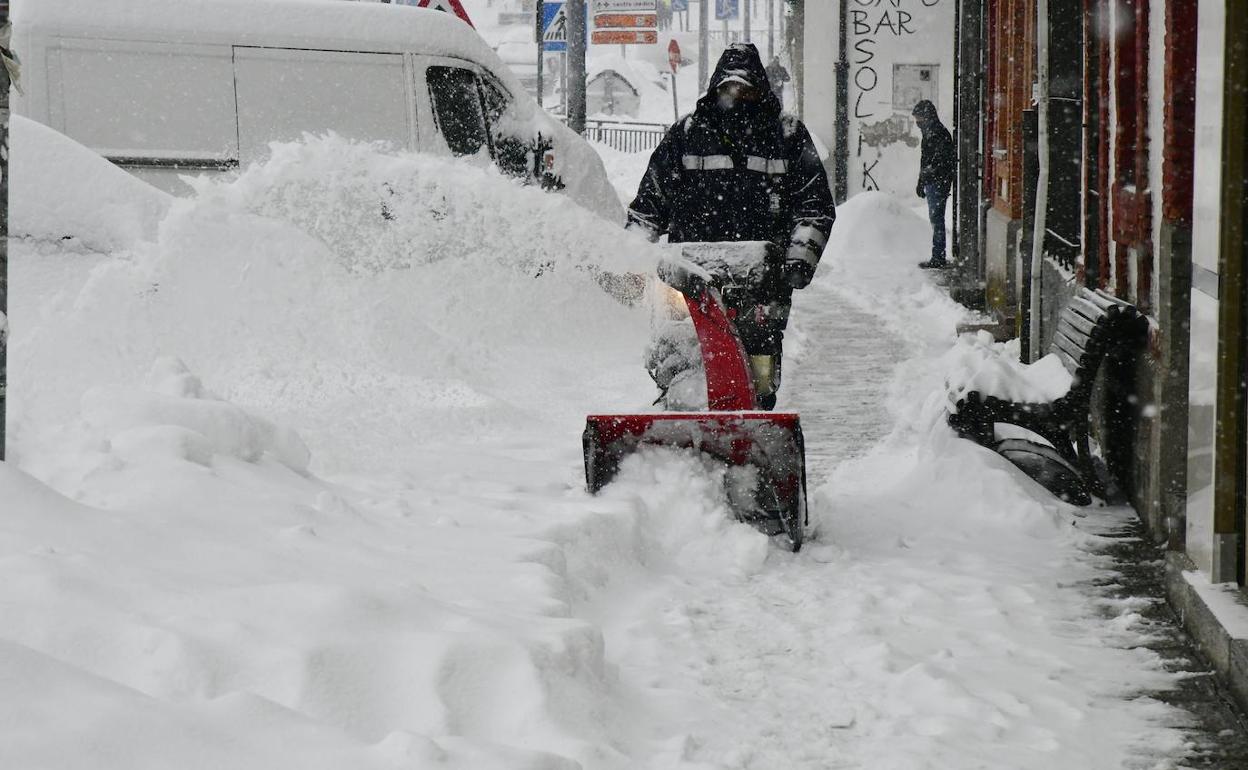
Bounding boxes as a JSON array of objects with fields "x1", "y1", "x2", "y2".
[{"x1": 11, "y1": 0, "x2": 623, "y2": 221}]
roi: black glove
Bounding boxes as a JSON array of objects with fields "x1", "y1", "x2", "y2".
[
  {"x1": 783, "y1": 259, "x2": 816, "y2": 290},
  {"x1": 916, "y1": 183, "x2": 926, "y2": 199}
]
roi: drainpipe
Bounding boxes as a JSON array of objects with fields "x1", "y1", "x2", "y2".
[
  {"x1": 1029, "y1": 0, "x2": 1049, "y2": 361},
  {"x1": 954, "y1": 0, "x2": 984, "y2": 308},
  {"x1": 834, "y1": 0, "x2": 849, "y2": 202},
  {"x1": 535, "y1": 0, "x2": 544, "y2": 107},
  {"x1": 791, "y1": 0, "x2": 805, "y2": 118},
  {"x1": 0, "y1": 13, "x2": 10, "y2": 461}
]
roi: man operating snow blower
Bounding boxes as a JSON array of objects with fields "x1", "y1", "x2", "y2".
[{"x1": 626, "y1": 43, "x2": 836, "y2": 410}]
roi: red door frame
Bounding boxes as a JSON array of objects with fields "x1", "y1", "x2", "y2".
[
  {"x1": 1086, "y1": 0, "x2": 1111, "y2": 290},
  {"x1": 1109, "y1": 0, "x2": 1152, "y2": 308}
]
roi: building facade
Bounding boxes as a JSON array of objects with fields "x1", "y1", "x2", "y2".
[
  {"x1": 801, "y1": 0, "x2": 957, "y2": 198},
  {"x1": 954, "y1": 0, "x2": 1248, "y2": 705}
]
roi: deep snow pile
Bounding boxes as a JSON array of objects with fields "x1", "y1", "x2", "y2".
[
  {"x1": 10, "y1": 122, "x2": 661, "y2": 473},
  {"x1": 4, "y1": 125, "x2": 1194, "y2": 769},
  {"x1": 2, "y1": 120, "x2": 765, "y2": 770}
]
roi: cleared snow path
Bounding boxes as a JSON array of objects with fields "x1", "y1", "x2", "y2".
[{"x1": 783, "y1": 279, "x2": 910, "y2": 485}]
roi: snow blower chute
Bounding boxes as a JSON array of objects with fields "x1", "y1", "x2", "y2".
[{"x1": 583, "y1": 243, "x2": 809, "y2": 552}]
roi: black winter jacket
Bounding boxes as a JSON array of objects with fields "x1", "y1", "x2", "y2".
[
  {"x1": 628, "y1": 44, "x2": 835, "y2": 259},
  {"x1": 914, "y1": 100, "x2": 955, "y2": 191}
]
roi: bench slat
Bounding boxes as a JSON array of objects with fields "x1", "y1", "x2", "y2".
[
  {"x1": 1054, "y1": 319, "x2": 1094, "y2": 352},
  {"x1": 1053, "y1": 325, "x2": 1093, "y2": 355},
  {"x1": 1058, "y1": 316, "x2": 1098, "y2": 346},
  {"x1": 1091, "y1": 288, "x2": 1133, "y2": 310},
  {"x1": 1052, "y1": 346, "x2": 1081, "y2": 376},
  {"x1": 1049, "y1": 332, "x2": 1082, "y2": 363},
  {"x1": 1067, "y1": 297, "x2": 1109, "y2": 327},
  {"x1": 1080, "y1": 288, "x2": 1127, "y2": 313},
  {"x1": 1053, "y1": 331, "x2": 1094, "y2": 369},
  {"x1": 1057, "y1": 309, "x2": 1099, "y2": 337}
]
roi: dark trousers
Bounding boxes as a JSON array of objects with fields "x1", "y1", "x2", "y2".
[
  {"x1": 925, "y1": 181, "x2": 950, "y2": 262},
  {"x1": 727, "y1": 295, "x2": 789, "y2": 411}
]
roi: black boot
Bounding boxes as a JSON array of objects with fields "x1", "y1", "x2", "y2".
[{"x1": 918, "y1": 258, "x2": 950, "y2": 269}]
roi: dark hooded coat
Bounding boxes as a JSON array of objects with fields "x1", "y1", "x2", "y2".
[
  {"x1": 627, "y1": 44, "x2": 835, "y2": 254},
  {"x1": 913, "y1": 100, "x2": 955, "y2": 192}
]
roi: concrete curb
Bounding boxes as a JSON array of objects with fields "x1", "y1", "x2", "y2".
[{"x1": 1165, "y1": 551, "x2": 1248, "y2": 716}]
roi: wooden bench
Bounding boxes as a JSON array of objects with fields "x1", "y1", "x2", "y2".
[{"x1": 947, "y1": 287, "x2": 1148, "y2": 504}]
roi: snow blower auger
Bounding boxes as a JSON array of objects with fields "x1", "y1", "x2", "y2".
[{"x1": 583, "y1": 242, "x2": 809, "y2": 552}]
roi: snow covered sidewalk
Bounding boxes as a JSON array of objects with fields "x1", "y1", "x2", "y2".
[
  {"x1": 0, "y1": 126, "x2": 1214, "y2": 768},
  {"x1": 579, "y1": 194, "x2": 1199, "y2": 768}
]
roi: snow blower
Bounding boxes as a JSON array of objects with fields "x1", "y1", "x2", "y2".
[{"x1": 583, "y1": 243, "x2": 809, "y2": 552}]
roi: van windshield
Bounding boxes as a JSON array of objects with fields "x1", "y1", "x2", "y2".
[{"x1": 427, "y1": 66, "x2": 489, "y2": 157}]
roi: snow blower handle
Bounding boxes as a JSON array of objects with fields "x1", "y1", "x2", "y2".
[
  {"x1": 656, "y1": 257, "x2": 711, "y2": 299},
  {"x1": 662, "y1": 242, "x2": 781, "y2": 296}
]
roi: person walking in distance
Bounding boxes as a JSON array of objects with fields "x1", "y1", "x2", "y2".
[{"x1": 913, "y1": 99, "x2": 955, "y2": 269}]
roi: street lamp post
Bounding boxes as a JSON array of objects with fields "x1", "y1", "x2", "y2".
[{"x1": 567, "y1": 0, "x2": 586, "y2": 132}]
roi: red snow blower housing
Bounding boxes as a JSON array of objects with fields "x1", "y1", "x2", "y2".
[{"x1": 583, "y1": 243, "x2": 809, "y2": 551}]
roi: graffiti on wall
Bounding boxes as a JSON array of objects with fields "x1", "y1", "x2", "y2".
[{"x1": 848, "y1": 0, "x2": 942, "y2": 192}]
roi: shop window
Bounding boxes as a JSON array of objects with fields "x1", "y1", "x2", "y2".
[{"x1": 893, "y1": 64, "x2": 939, "y2": 113}]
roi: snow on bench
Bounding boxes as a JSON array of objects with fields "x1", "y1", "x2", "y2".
[{"x1": 945, "y1": 288, "x2": 1148, "y2": 505}]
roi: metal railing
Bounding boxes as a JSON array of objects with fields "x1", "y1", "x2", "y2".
[
  {"x1": 582, "y1": 118, "x2": 669, "y2": 153},
  {"x1": 705, "y1": 29, "x2": 745, "y2": 46}
]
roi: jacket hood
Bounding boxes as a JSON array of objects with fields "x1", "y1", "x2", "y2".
[
  {"x1": 912, "y1": 99, "x2": 943, "y2": 127},
  {"x1": 696, "y1": 43, "x2": 781, "y2": 117}
]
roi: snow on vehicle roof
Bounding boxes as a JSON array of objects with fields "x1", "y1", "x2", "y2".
[
  {"x1": 16, "y1": 0, "x2": 510, "y2": 84},
  {"x1": 10, "y1": 115, "x2": 172, "y2": 251},
  {"x1": 15, "y1": 0, "x2": 624, "y2": 224}
]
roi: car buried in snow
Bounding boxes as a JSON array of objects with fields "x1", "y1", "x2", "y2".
[{"x1": 11, "y1": 0, "x2": 624, "y2": 223}]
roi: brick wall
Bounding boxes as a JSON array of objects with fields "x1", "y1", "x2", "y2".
[{"x1": 1162, "y1": 0, "x2": 1198, "y2": 226}]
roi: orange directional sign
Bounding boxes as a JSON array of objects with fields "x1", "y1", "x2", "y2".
[
  {"x1": 591, "y1": 29, "x2": 659, "y2": 44},
  {"x1": 594, "y1": 13, "x2": 658, "y2": 28}
]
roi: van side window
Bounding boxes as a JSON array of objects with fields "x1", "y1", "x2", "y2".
[
  {"x1": 427, "y1": 66, "x2": 488, "y2": 157},
  {"x1": 479, "y1": 78, "x2": 510, "y2": 128},
  {"x1": 478, "y1": 77, "x2": 529, "y2": 179}
]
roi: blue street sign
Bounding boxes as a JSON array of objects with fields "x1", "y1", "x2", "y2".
[
  {"x1": 540, "y1": 3, "x2": 588, "y2": 53},
  {"x1": 542, "y1": 3, "x2": 567, "y2": 52},
  {"x1": 671, "y1": 0, "x2": 689, "y2": 11},
  {"x1": 715, "y1": 0, "x2": 738, "y2": 20}
]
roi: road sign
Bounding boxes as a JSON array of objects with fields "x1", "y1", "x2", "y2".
[
  {"x1": 671, "y1": 0, "x2": 688, "y2": 10},
  {"x1": 593, "y1": 0, "x2": 657, "y2": 11},
  {"x1": 412, "y1": 0, "x2": 475, "y2": 28},
  {"x1": 591, "y1": 29, "x2": 659, "y2": 44},
  {"x1": 594, "y1": 13, "x2": 657, "y2": 27},
  {"x1": 714, "y1": 0, "x2": 738, "y2": 21},
  {"x1": 591, "y1": 0, "x2": 656, "y2": 45},
  {"x1": 542, "y1": 2, "x2": 567, "y2": 52}
]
